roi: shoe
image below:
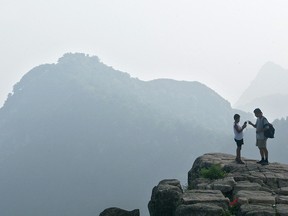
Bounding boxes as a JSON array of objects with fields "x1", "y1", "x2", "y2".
[
  {"x1": 237, "y1": 160, "x2": 245, "y2": 164},
  {"x1": 256, "y1": 159, "x2": 264, "y2": 164},
  {"x1": 235, "y1": 158, "x2": 245, "y2": 164},
  {"x1": 262, "y1": 160, "x2": 269, "y2": 165}
]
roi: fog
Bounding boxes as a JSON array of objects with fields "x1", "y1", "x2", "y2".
[
  {"x1": 1, "y1": 0, "x2": 288, "y2": 107},
  {"x1": 0, "y1": 54, "x2": 250, "y2": 215},
  {"x1": 1, "y1": 1, "x2": 288, "y2": 215},
  {"x1": 0, "y1": 52, "x2": 287, "y2": 216}
]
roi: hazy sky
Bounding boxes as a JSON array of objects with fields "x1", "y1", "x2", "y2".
[{"x1": 1, "y1": 0, "x2": 288, "y2": 107}]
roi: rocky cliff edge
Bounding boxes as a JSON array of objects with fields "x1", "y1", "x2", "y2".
[{"x1": 148, "y1": 153, "x2": 288, "y2": 216}]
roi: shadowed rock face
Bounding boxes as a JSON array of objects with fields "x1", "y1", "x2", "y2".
[
  {"x1": 99, "y1": 207, "x2": 140, "y2": 216},
  {"x1": 148, "y1": 179, "x2": 183, "y2": 216},
  {"x1": 149, "y1": 153, "x2": 288, "y2": 216}
]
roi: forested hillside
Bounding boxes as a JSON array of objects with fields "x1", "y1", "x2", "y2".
[{"x1": 0, "y1": 53, "x2": 250, "y2": 216}]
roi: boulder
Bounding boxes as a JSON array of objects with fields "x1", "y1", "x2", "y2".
[
  {"x1": 277, "y1": 187, "x2": 288, "y2": 195},
  {"x1": 148, "y1": 179, "x2": 183, "y2": 216},
  {"x1": 175, "y1": 203, "x2": 224, "y2": 216},
  {"x1": 210, "y1": 176, "x2": 236, "y2": 193},
  {"x1": 239, "y1": 204, "x2": 277, "y2": 216},
  {"x1": 235, "y1": 190, "x2": 275, "y2": 205},
  {"x1": 99, "y1": 207, "x2": 140, "y2": 216},
  {"x1": 182, "y1": 190, "x2": 229, "y2": 209},
  {"x1": 276, "y1": 204, "x2": 288, "y2": 216},
  {"x1": 276, "y1": 195, "x2": 288, "y2": 204},
  {"x1": 239, "y1": 203, "x2": 288, "y2": 216},
  {"x1": 233, "y1": 181, "x2": 263, "y2": 194}
]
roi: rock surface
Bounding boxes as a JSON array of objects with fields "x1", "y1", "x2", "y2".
[
  {"x1": 148, "y1": 179, "x2": 183, "y2": 216},
  {"x1": 99, "y1": 207, "x2": 140, "y2": 216},
  {"x1": 149, "y1": 153, "x2": 288, "y2": 216}
]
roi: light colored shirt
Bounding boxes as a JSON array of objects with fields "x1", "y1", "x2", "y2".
[
  {"x1": 234, "y1": 123, "x2": 244, "y2": 140},
  {"x1": 256, "y1": 116, "x2": 269, "y2": 140}
]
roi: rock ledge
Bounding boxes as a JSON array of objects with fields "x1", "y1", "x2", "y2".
[{"x1": 149, "y1": 153, "x2": 288, "y2": 216}]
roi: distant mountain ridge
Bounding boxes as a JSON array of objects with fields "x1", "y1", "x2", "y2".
[
  {"x1": 235, "y1": 62, "x2": 288, "y2": 120},
  {"x1": 0, "y1": 53, "x2": 250, "y2": 216}
]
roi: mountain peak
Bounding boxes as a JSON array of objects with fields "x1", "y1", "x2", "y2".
[
  {"x1": 234, "y1": 62, "x2": 288, "y2": 119},
  {"x1": 57, "y1": 52, "x2": 100, "y2": 65},
  {"x1": 257, "y1": 61, "x2": 287, "y2": 78}
]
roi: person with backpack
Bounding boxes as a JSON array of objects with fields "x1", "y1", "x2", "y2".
[{"x1": 248, "y1": 108, "x2": 270, "y2": 165}]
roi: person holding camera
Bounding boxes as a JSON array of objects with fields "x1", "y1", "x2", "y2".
[
  {"x1": 233, "y1": 114, "x2": 247, "y2": 164},
  {"x1": 248, "y1": 108, "x2": 269, "y2": 165}
]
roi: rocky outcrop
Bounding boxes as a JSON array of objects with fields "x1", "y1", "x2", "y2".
[
  {"x1": 149, "y1": 153, "x2": 288, "y2": 216},
  {"x1": 148, "y1": 179, "x2": 183, "y2": 216},
  {"x1": 99, "y1": 207, "x2": 140, "y2": 216}
]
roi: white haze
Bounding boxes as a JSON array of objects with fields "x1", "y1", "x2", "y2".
[{"x1": 1, "y1": 0, "x2": 288, "y2": 107}]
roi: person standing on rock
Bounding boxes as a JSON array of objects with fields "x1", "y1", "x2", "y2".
[
  {"x1": 248, "y1": 108, "x2": 269, "y2": 165},
  {"x1": 233, "y1": 114, "x2": 247, "y2": 164}
]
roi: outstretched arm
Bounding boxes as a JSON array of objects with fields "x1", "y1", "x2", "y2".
[{"x1": 248, "y1": 121, "x2": 256, "y2": 128}]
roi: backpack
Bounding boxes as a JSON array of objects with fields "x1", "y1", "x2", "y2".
[{"x1": 263, "y1": 118, "x2": 275, "y2": 138}]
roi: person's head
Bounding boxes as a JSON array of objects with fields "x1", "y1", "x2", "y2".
[
  {"x1": 234, "y1": 114, "x2": 240, "y2": 122},
  {"x1": 253, "y1": 108, "x2": 263, "y2": 117}
]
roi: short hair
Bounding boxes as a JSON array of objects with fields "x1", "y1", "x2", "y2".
[
  {"x1": 254, "y1": 108, "x2": 262, "y2": 114},
  {"x1": 234, "y1": 114, "x2": 240, "y2": 120}
]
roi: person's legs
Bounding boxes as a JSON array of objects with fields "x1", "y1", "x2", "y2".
[
  {"x1": 236, "y1": 141, "x2": 244, "y2": 164},
  {"x1": 260, "y1": 139, "x2": 269, "y2": 164},
  {"x1": 263, "y1": 139, "x2": 268, "y2": 161},
  {"x1": 256, "y1": 139, "x2": 266, "y2": 163},
  {"x1": 237, "y1": 147, "x2": 244, "y2": 164},
  {"x1": 257, "y1": 149, "x2": 269, "y2": 165},
  {"x1": 263, "y1": 147, "x2": 269, "y2": 164},
  {"x1": 236, "y1": 147, "x2": 241, "y2": 159},
  {"x1": 256, "y1": 147, "x2": 264, "y2": 163},
  {"x1": 260, "y1": 148, "x2": 265, "y2": 158}
]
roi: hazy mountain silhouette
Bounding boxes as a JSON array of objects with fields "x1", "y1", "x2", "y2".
[
  {"x1": 235, "y1": 62, "x2": 288, "y2": 120},
  {"x1": 0, "y1": 53, "x2": 250, "y2": 216},
  {"x1": 271, "y1": 117, "x2": 288, "y2": 160}
]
